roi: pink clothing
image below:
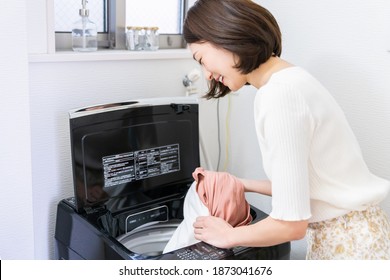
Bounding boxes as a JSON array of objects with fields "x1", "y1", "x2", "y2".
[
  {"x1": 163, "y1": 168, "x2": 252, "y2": 253},
  {"x1": 193, "y1": 167, "x2": 252, "y2": 227}
]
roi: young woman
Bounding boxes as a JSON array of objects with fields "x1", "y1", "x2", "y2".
[{"x1": 184, "y1": 0, "x2": 390, "y2": 259}]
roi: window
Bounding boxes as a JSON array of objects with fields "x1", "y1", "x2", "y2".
[
  {"x1": 125, "y1": 0, "x2": 183, "y2": 34},
  {"x1": 55, "y1": 0, "x2": 107, "y2": 32},
  {"x1": 54, "y1": 0, "x2": 195, "y2": 51}
]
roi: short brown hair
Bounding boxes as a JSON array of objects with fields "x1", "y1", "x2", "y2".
[{"x1": 184, "y1": 0, "x2": 282, "y2": 99}]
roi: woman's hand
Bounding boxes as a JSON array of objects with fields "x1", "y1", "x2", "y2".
[
  {"x1": 193, "y1": 216, "x2": 234, "y2": 248},
  {"x1": 194, "y1": 215, "x2": 309, "y2": 248}
]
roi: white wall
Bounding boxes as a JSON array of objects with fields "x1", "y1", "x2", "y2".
[
  {"x1": 0, "y1": 0, "x2": 35, "y2": 260},
  {"x1": 1, "y1": 0, "x2": 390, "y2": 260}
]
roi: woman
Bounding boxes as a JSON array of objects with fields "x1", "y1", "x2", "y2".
[{"x1": 184, "y1": 0, "x2": 390, "y2": 259}]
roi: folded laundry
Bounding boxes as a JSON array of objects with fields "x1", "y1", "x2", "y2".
[{"x1": 163, "y1": 167, "x2": 252, "y2": 254}]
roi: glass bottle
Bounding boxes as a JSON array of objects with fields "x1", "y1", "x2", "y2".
[
  {"x1": 126, "y1": 26, "x2": 135, "y2": 50},
  {"x1": 149, "y1": 27, "x2": 159, "y2": 51},
  {"x1": 72, "y1": 0, "x2": 97, "y2": 52},
  {"x1": 135, "y1": 27, "x2": 146, "y2": 51}
]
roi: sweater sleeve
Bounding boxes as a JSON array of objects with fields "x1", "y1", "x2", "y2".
[{"x1": 255, "y1": 83, "x2": 313, "y2": 221}]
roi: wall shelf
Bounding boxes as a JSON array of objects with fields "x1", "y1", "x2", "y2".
[{"x1": 29, "y1": 49, "x2": 192, "y2": 63}]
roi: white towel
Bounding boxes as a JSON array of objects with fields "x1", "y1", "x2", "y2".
[
  {"x1": 163, "y1": 181, "x2": 209, "y2": 254},
  {"x1": 163, "y1": 168, "x2": 252, "y2": 254}
]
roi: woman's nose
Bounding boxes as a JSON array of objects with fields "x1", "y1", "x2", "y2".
[{"x1": 203, "y1": 68, "x2": 213, "y2": 81}]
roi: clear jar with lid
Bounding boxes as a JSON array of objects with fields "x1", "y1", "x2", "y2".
[
  {"x1": 126, "y1": 26, "x2": 158, "y2": 51},
  {"x1": 135, "y1": 27, "x2": 146, "y2": 50},
  {"x1": 126, "y1": 26, "x2": 146, "y2": 51},
  {"x1": 146, "y1": 27, "x2": 159, "y2": 51},
  {"x1": 126, "y1": 26, "x2": 135, "y2": 50}
]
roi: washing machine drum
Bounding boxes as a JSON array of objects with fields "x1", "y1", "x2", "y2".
[{"x1": 117, "y1": 221, "x2": 181, "y2": 257}]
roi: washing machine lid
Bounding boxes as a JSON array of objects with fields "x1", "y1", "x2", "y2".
[{"x1": 69, "y1": 97, "x2": 200, "y2": 213}]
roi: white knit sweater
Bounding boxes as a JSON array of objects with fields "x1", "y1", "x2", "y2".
[{"x1": 254, "y1": 67, "x2": 390, "y2": 222}]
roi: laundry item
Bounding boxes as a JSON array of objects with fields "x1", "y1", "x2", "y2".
[{"x1": 163, "y1": 167, "x2": 252, "y2": 253}]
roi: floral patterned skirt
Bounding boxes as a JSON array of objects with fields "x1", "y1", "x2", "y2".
[{"x1": 306, "y1": 205, "x2": 390, "y2": 259}]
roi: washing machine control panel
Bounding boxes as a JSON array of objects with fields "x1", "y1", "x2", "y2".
[{"x1": 164, "y1": 242, "x2": 233, "y2": 260}]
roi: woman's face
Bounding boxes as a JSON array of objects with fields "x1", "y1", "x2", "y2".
[{"x1": 189, "y1": 42, "x2": 248, "y2": 92}]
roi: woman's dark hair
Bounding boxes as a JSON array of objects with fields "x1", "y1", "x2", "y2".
[{"x1": 183, "y1": 0, "x2": 282, "y2": 99}]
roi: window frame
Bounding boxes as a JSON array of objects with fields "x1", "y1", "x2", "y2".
[{"x1": 55, "y1": 0, "x2": 190, "y2": 51}]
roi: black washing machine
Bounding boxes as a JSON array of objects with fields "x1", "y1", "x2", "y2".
[{"x1": 54, "y1": 97, "x2": 290, "y2": 260}]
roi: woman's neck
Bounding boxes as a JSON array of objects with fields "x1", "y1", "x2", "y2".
[{"x1": 247, "y1": 56, "x2": 294, "y2": 89}]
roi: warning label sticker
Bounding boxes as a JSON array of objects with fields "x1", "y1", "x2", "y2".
[{"x1": 102, "y1": 144, "x2": 180, "y2": 188}]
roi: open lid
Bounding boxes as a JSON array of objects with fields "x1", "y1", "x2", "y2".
[{"x1": 68, "y1": 97, "x2": 199, "y2": 213}]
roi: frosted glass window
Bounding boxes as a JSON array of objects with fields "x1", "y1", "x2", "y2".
[
  {"x1": 54, "y1": 0, "x2": 196, "y2": 49},
  {"x1": 55, "y1": 0, "x2": 195, "y2": 34},
  {"x1": 55, "y1": 0, "x2": 106, "y2": 32},
  {"x1": 126, "y1": 0, "x2": 182, "y2": 34}
]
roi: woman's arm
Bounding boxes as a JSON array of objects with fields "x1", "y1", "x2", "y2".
[
  {"x1": 194, "y1": 177, "x2": 306, "y2": 248},
  {"x1": 193, "y1": 215, "x2": 308, "y2": 248},
  {"x1": 238, "y1": 178, "x2": 272, "y2": 196}
]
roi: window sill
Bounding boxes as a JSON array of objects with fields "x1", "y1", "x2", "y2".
[{"x1": 28, "y1": 48, "x2": 192, "y2": 63}]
